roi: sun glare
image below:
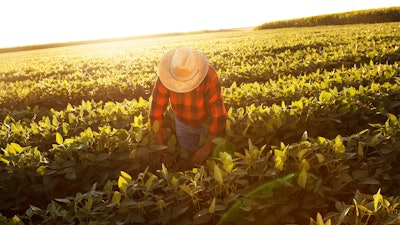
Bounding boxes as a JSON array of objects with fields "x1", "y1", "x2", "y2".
[{"x1": 1, "y1": 0, "x2": 399, "y2": 48}]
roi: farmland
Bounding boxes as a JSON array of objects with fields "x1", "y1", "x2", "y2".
[{"x1": 1, "y1": 22, "x2": 400, "y2": 224}]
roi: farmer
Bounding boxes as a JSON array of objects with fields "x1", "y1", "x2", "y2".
[{"x1": 149, "y1": 47, "x2": 227, "y2": 167}]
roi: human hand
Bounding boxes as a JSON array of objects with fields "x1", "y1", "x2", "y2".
[
  {"x1": 188, "y1": 145, "x2": 212, "y2": 168},
  {"x1": 158, "y1": 151, "x2": 172, "y2": 168}
]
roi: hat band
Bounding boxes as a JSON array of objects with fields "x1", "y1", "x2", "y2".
[{"x1": 169, "y1": 68, "x2": 199, "y2": 82}]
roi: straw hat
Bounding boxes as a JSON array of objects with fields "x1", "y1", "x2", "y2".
[{"x1": 158, "y1": 48, "x2": 209, "y2": 93}]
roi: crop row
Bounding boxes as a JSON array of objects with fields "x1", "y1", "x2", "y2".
[
  {"x1": 1, "y1": 107, "x2": 399, "y2": 224},
  {"x1": 2, "y1": 62, "x2": 399, "y2": 150},
  {"x1": 1, "y1": 22, "x2": 400, "y2": 224},
  {"x1": 223, "y1": 62, "x2": 400, "y2": 108},
  {"x1": 1, "y1": 69, "x2": 399, "y2": 216},
  {"x1": 256, "y1": 7, "x2": 400, "y2": 29},
  {"x1": 1, "y1": 62, "x2": 399, "y2": 157},
  {"x1": 1, "y1": 23, "x2": 399, "y2": 117},
  {"x1": 2, "y1": 60, "x2": 399, "y2": 126}
]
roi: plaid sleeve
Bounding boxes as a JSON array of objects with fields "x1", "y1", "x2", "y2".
[
  {"x1": 206, "y1": 67, "x2": 227, "y2": 135},
  {"x1": 149, "y1": 78, "x2": 169, "y2": 129}
]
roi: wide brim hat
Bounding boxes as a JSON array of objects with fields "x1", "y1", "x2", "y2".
[{"x1": 158, "y1": 47, "x2": 209, "y2": 93}]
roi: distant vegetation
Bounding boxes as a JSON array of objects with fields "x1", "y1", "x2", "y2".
[
  {"x1": 3, "y1": 7, "x2": 399, "y2": 54},
  {"x1": 1, "y1": 22, "x2": 400, "y2": 224},
  {"x1": 0, "y1": 32, "x2": 187, "y2": 54},
  {"x1": 0, "y1": 29, "x2": 243, "y2": 54},
  {"x1": 256, "y1": 6, "x2": 400, "y2": 30}
]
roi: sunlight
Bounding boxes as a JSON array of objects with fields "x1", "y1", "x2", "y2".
[{"x1": 0, "y1": 0, "x2": 399, "y2": 48}]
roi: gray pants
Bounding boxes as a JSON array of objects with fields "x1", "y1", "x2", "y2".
[{"x1": 175, "y1": 118, "x2": 208, "y2": 151}]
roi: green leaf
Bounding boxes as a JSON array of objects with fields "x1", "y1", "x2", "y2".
[
  {"x1": 274, "y1": 148, "x2": 286, "y2": 171},
  {"x1": 387, "y1": 113, "x2": 398, "y2": 124},
  {"x1": 11, "y1": 123, "x2": 21, "y2": 135},
  {"x1": 118, "y1": 176, "x2": 128, "y2": 193},
  {"x1": 179, "y1": 185, "x2": 192, "y2": 196},
  {"x1": 221, "y1": 152, "x2": 235, "y2": 173},
  {"x1": 55, "y1": 198, "x2": 71, "y2": 204},
  {"x1": 297, "y1": 148, "x2": 308, "y2": 160},
  {"x1": 31, "y1": 122, "x2": 40, "y2": 134},
  {"x1": 11, "y1": 215, "x2": 24, "y2": 225},
  {"x1": 167, "y1": 134, "x2": 177, "y2": 152},
  {"x1": 317, "y1": 137, "x2": 327, "y2": 145},
  {"x1": 135, "y1": 129, "x2": 143, "y2": 142},
  {"x1": 112, "y1": 191, "x2": 121, "y2": 205},
  {"x1": 297, "y1": 168, "x2": 307, "y2": 189},
  {"x1": 161, "y1": 163, "x2": 169, "y2": 180},
  {"x1": 209, "y1": 197, "x2": 216, "y2": 214},
  {"x1": 118, "y1": 171, "x2": 131, "y2": 193},
  {"x1": 36, "y1": 165, "x2": 47, "y2": 175},
  {"x1": 316, "y1": 213, "x2": 324, "y2": 225},
  {"x1": 218, "y1": 174, "x2": 295, "y2": 225},
  {"x1": 0, "y1": 156, "x2": 10, "y2": 165},
  {"x1": 275, "y1": 156, "x2": 284, "y2": 171},
  {"x1": 7, "y1": 143, "x2": 26, "y2": 155},
  {"x1": 103, "y1": 180, "x2": 115, "y2": 194},
  {"x1": 145, "y1": 175, "x2": 156, "y2": 190},
  {"x1": 336, "y1": 206, "x2": 350, "y2": 225},
  {"x1": 373, "y1": 188, "x2": 383, "y2": 212},
  {"x1": 334, "y1": 135, "x2": 345, "y2": 153},
  {"x1": 315, "y1": 153, "x2": 325, "y2": 163},
  {"x1": 85, "y1": 196, "x2": 93, "y2": 211},
  {"x1": 56, "y1": 132, "x2": 63, "y2": 145},
  {"x1": 120, "y1": 171, "x2": 132, "y2": 182},
  {"x1": 171, "y1": 176, "x2": 179, "y2": 189},
  {"x1": 370, "y1": 133, "x2": 382, "y2": 145},
  {"x1": 319, "y1": 91, "x2": 332, "y2": 102},
  {"x1": 52, "y1": 115, "x2": 59, "y2": 127},
  {"x1": 45, "y1": 116, "x2": 51, "y2": 128},
  {"x1": 214, "y1": 164, "x2": 223, "y2": 185},
  {"x1": 212, "y1": 137, "x2": 226, "y2": 145},
  {"x1": 156, "y1": 199, "x2": 165, "y2": 208},
  {"x1": 300, "y1": 159, "x2": 310, "y2": 171}
]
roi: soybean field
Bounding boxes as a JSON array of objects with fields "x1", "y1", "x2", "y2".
[{"x1": 1, "y1": 22, "x2": 400, "y2": 224}]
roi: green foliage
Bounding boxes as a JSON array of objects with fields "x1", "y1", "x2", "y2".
[
  {"x1": 0, "y1": 22, "x2": 400, "y2": 224},
  {"x1": 256, "y1": 7, "x2": 400, "y2": 29}
]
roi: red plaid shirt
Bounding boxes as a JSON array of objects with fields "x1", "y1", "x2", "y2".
[{"x1": 150, "y1": 66, "x2": 227, "y2": 136}]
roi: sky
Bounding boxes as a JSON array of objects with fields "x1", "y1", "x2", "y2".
[{"x1": 1, "y1": 0, "x2": 399, "y2": 48}]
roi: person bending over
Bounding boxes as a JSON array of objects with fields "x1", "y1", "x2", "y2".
[{"x1": 149, "y1": 47, "x2": 227, "y2": 168}]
